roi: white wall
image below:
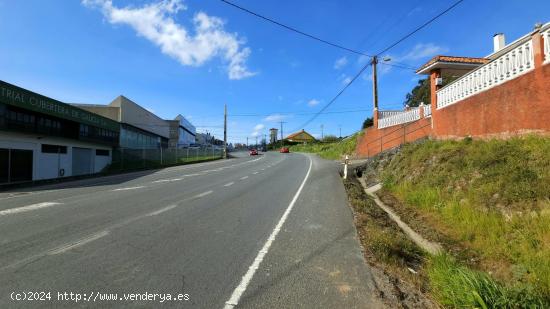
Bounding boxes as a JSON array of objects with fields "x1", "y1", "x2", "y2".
[{"x1": 0, "y1": 131, "x2": 112, "y2": 181}]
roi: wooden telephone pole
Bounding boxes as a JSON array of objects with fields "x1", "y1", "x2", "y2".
[
  {"x1": 371, "y1": 56, "x2": 379, "y2": 110},
  {"x1": 223, "y1": 104, "x2": 227, "y2": 159}
]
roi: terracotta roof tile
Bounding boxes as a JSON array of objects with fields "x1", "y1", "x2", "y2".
[{"x1": 416, "y1": 55, "x2": 489, "y2": 73}]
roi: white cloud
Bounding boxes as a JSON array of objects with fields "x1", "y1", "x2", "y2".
[
  {"x1": 307, "y1": 99, "x2": 320, "y2": 107},
  {"x1": 263, "y1": 114, "x2": 287, "y2": 122},
  {"x1": 82, "y1": 0, "x2": 255, "y2": 80},
  {"x1": 250, "y1": 123, "x2": 265, "y2": 137},
  {"x1": 339, "y1": 74, "x2": 352, "y2": 85},
  {"x1": 253, "y1": 124, "x2": 265, "y2": 131},
  {"x1": 334, "y1": 56, "x2": 348, "y2": 69},
  {"x1": 401, "y1": 43, "x2": 448, "y2": 61}
]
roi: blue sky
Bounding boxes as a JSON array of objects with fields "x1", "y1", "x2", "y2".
[{"x1": 0, "y1": 0, "x2": 548, "y2": 144}]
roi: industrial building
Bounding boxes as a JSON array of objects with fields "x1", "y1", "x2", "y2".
[
  {"x1": 167, "y1": 114, "x2": 196, "y2": 148},
  {"x1": 0, "y1": 80, "x2": 119, "y2": 184},
  {"x1": 73, "y1": 96, "x2": 170, "y2": 149}
]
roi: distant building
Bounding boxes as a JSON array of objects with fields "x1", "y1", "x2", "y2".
[
  {"x1": 167, "y1": 114, "x2": 196, "y2": 148},
  {"x1": 74, "y1": 96, "x2": 169, "y2": 149},
  {"x1": 286, "y1": 129, "x2": 316, "y2": 143},
  {"x1": 196, "y1": 132, "x2": 213, "y2": 145},
  {"x1": 269, "y1": 128, "x2": 278, "y2": 144},
  {"x1": 0, "y1": 80, "x2": 119, "y2": 184}
]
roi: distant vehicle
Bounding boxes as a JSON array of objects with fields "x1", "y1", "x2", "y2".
[
  {"x1": 280, "y1": 147, "x2": 289, "y2": 153},
  {"x1": 249, "y1": 149, "x2": 258, "y2": 156}
]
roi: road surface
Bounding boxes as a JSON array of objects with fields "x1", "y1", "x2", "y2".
[{"x1": 0, "y1": 151, "x2": 383, "y2": 308}]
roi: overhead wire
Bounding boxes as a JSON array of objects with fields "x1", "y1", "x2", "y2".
[{"x1": 221, "y1": 0, "x2": 465, "y2": 135}]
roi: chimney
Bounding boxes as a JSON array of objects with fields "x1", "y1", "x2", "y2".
[{"x1": 493, "y1": 33, "x2": 505, "y2": 52}]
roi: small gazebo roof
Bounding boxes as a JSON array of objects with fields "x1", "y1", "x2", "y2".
[{"x1": 416, "y1": 55, "x2": 489, "y2": 76}]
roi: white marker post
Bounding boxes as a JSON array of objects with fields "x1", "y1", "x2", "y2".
[{"x1": 342, "y1": 155, "x2": 349, "y2": 179}]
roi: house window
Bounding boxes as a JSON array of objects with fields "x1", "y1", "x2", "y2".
[
  {"x1": 41, "y1": 144, "x2": 67, "y2": 154},
  {"x1": 96, "y1": 149, "x2": 109, "y2": 156}
]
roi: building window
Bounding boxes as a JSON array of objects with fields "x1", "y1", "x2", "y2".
[
  {"x1": 96, "y1": 149, "x2": 110, "y2": 156},
  {"x1": 41, "y1": 144, "x2": 67, "y2": 154}
]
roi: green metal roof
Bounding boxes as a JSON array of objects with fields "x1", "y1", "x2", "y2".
[{"x1": 0, "y1": 80, "x2": 119, "y2": 132}]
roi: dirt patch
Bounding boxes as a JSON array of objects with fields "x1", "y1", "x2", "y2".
[{"x1": 343, "y1": 176, "x2": 437, "y2": 308}]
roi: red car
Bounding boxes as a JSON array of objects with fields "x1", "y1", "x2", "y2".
[
  {"x1": 279, "y1": 147, "x2": 290, "y2": 153},
  {"x1": 249, "y1": 149, "x2": 258, "y2": 156}
]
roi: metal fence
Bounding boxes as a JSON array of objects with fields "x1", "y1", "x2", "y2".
[{"x1": 109, "y1": 146, "x2": 224, "y2": 172}]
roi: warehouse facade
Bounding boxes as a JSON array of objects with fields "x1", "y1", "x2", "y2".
[
  {"x1": 73, "y1": 95, "x2": 170, "y2": 149},
  {"x1": 0, "y1": 80, "x2": 119, "y2": 184}
]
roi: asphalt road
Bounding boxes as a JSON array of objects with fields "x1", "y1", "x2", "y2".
[{"x1": 0, "y1": 151, "x2": 383, "y2": 308}]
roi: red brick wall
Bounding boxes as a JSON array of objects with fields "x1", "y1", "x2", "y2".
[
  {"x1": 433, "y1": 63, "x2": 550, "y2": 139},
  {"x1": 356, "y1": 117, "x2": 432, "y2": 157}
]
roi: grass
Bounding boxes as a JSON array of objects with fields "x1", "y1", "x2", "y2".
[
  {"x1": 379, "y1": 135, "x2": 550, "y2": 306},
  {"x1": 289, "y1": 132, "x2": 360, "y2": 160},
  {"x1": 343, "y1": 178, "x2": 427, "y2": 289}
]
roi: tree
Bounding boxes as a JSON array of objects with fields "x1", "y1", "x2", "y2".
[
  {"x1": 404, "y1": 78, "x2": 430, "y2": 107},
  {"x1": 321, "y1": 135, "x2": 339, "y2": 143},
  {"x1": 404, "y1": 76, "x2": 458, "y2": 107},
  {"x1": 362, "y1": 117, "x2": 373, "y2": 129}
]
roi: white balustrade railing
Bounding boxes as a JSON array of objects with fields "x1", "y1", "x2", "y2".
[
  {"x1": 378, "y1": 110, "x2": 404, "y2": 119},
  {"x1": 437, "y1": 40, "x2": 534, "y2": 109},
  {"x1": 424, "y1": 104, "x2": 432, "y2": 117},
  {"x1": 378, "y1": 108, "x2": 420, "y2": 129},
  {"x1": 543, "y1": 26, "x2": 550, "y2": 64}
]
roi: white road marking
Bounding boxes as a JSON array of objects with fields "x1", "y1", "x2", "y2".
[
  {"x1": 224, "y1": 155, "x2": 313, "y2": 309},
  {"x1": 0, "y1": 202, "x2": 62, "y2": 216},
  {"x1": 48, "y1": 231, "x2": 110, "y2": 255},
  {"x1": 194, "y1": 190, "x2": 213, "y2": 198},
  {"x1": 223, "y1": 182, "x2": 235, "y2": 187},
  {"x1": 112, "y1": 186, "x2": 145, "y2": 191},
  {"x1": 240, "y1": 176, "x2": 249, "y2": 180},
  {"x1": 146, "y1": 205, "x2": 177, "y2": 216},
  {"x1": 152, "y1": 179, "x2": 171, "y2": 183}
]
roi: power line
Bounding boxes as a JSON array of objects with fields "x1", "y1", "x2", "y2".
[
  {"x1": 292, "y1": 0, "x2": 465, "y2": 131},
  {"x1": 228, "y1": 108, "x2": 370, "y2": 117},
  {"x1": 220, "y1": 0, "x2": 373, "y2": 57},
  {"x1": 375, "y1": 0, "x2": 465, "y2": 56}
]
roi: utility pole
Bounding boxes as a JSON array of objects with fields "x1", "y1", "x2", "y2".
[
  {"x1": 246, "y1": 137, "x2": 248, "y2": 148},
  {"x1": 339, "y1": 125, "x2": 342, "y2": 138},
  {"x1": 255, "y1": 136, "x2": 258, "y2": 148},
  {"x1": 371, "y1": 56, "x2": 379, "y2": 110},
  {"x1": 279, "y1": 121, "x2": 287, "y2": 148},
  {"x1": 321, "y1": 124, "x2": 324, "y2": 140},
  {"x1": 223, "y1": 104, "x2": 227, "y2": 159}
]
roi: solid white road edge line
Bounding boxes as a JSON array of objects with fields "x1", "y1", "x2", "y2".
[
  {"x1": 0, "y1": 202, "x2": 62, "y2": 216},
  {"x1": 223, "y1": 155, "x2": 313, "y2": 309}
]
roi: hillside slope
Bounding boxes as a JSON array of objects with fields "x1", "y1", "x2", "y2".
[{"x1": 377, "y1": 136, "x2": 550, "y2": 307}]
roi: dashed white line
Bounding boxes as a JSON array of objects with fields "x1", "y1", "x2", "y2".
[
  {"x1": 48, "y1": 231, "x2": 110, "y2": 255},
  {"x1": 194, "y1": 190, "x2": 213, "y2": 198},
  {"x1": 152, "y1": 179, "x2": 171, "y2": 183},
  {"x1": 252, "y1": 172, "x2": 259, "y2": 175},
  {"x1": 240, "y1": 176, "x2": 249, "y2": 180},
  {"x1": 0, "y1": 202, "x2": 62, "y2": 216},
  {"x1": 112, "y1": 186, "x2": 145, "y2": 191},
  {"x1": 223, "y1": 182, "x2": 235, "y2": 187},
  {"x1": 224, "y1": 155, "x2": 313, "y2": 309},
  {"x1": 146, "y1": 205, "x2": 177, "y2": 216}
]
